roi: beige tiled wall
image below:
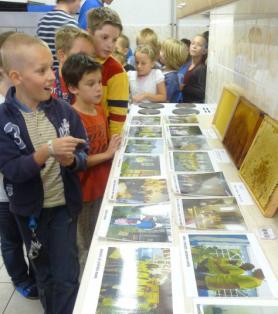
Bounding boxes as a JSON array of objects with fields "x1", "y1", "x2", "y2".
[{"x1": 206, "y1": 0, "x2": 278, "y2": 119}]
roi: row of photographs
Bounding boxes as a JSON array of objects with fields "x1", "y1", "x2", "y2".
[
  {"x1": 84, "y1": 110, "x2": 277, "y2": 313},
  {"x1": 86, "y1": 234, "x2": 278, "y2": 314}
]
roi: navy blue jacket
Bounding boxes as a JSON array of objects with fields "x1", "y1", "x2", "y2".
[{"x1": 0, "y1": 87, "x2": 88, "y2": 218}]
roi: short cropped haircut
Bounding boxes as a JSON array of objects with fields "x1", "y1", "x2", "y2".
[
  {"x1": 0, "y1": 31, "x2": 16, "y2": 69},
  {"x1": 135, "y1": 44, "x2": 156, "y2": 62},
  {"x1": 62, "y1": 53, "x2": 102, "y2": 87},
  {"x1": 1, "y1": 33, "x2": 48, "y2": 72},
  {"x1": 87, "y1": 7, "x2": 122, "y2": 33},
  {"x1": 118, "y1": 34, "x2": 130, "y2": 49},
  {"x1": 55, "y1": 26, "x2": 93, "y2": 54},
  {"x1": 161, "y1": 38, "x2": 189, "y2": 70}
]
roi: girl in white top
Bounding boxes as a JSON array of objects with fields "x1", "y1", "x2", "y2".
[{"x1": 128, "y1": 44, "x2": 166, "y2": 104}]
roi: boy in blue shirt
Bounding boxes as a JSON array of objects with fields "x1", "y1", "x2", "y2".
[
  {"x1": 0, "y1": 33, "x2": 88, "y2": 314},
  {"x1": 78, "y1": 0, "x2": 113, "y2": 30}
]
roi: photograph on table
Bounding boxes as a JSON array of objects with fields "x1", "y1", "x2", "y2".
[
  {"x1": 176, "y1": 197, "x2": 246, "y2": 231},
  {"x1": 128, "y1": 126, "x2": 163, "y2": 138},
  {"x1": 124, "y1": 138, "x2": 164, "y2": 154},
  {"x1": 169, "y1": 151, "x2": 216, "y2": 173},
  {"x1": 116, "y1": 154, "x2": 165, "y2": 177},
  {"x1": 181, "y1": 233, "x2": 277, "y2": 298},
  {"x1": 98, "y1": 204, "x2": 172, "y2": 242},
  {"x1": 172, "y1": 172, "x2": 232, "y2": 197},
  {"x1": 165, "y1": 115, "x2": 198, "y2": 124},
  {"x1": 167, "y1": 125, "x2": 203, "y2": 137},
  {"x1": 110, "y1": 178, "x2": 170, "y2": 204},
  {"x1": 194, "y1": 299, "x2": 278, "y2": 314},
  {"x1": 223, "y1": 97, "x2": 264, "y2": 168},
  {"x1": 130, "y1": 115, "x2": 161, "y2": 126},
  {"x1": 93, "y1": 246, "x2": 173, "y2": 314},
  {"x1": 168, "y1": 136, "x2": 210, "y2": 151},
  {"x1": 239, "y1": 116, "x2": 278, "y2": 217}
]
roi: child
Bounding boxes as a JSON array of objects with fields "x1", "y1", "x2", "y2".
[
  {"x1": 0, "y1": 31, "x2": 38, "y2": 299},
  {"x1": 87, "y1": 7, "x2": 129, "y2": 135},
  {"x1": 160, "y1": 38, "x2": 188, "y2": 103},
  {"x1": 0, "y1": 33, "x2": 88, "y2": 314},
  {"x1": 53, "y1": 26, "x2": 94, "y2": 104},
  {"x1": 37, "y1": 0, "x2": 81, "y2": 69},
  {"x1": 128, "y1": 44, "x2": 166, "y2": 104},
  {"x1": 62, "y1": 53, "x2": 121, "y2": 268},
  {"x1": 182, "y1": 34, "x2": 208, "y2": 103},
  {"x1": 134, "y1": 28, "x2": 161, "y2": 68},
  {"x1": 115, "y1": 34, "x2": 135, "y2": 72}
]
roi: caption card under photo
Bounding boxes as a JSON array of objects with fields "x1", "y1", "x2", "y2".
[{"x1": 230, "y1": 182, "x2": 254, "y2": 206}]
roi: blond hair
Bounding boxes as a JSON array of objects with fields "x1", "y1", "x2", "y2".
[
  {"x1": 161, "y1": 38, "x2": 188, "y2": 70},
  {"x1": 55, "y1": 26, "x2": 93, "y2": 54},
  {"x1": 1, "y1": 33, "x2": 48, "y2": 72},
  {"x1": 117, "y1": 34, "x2": 130, "y2": 50},
  {"x1": 87, "y1": 7, "x2": 122, "y2": 33},
  {"x1": 135, "y1": 44, "x2": 156, "y2": 62},
  {"x1": 136, "y1": 28, "x2": 160, "y2": 57}
]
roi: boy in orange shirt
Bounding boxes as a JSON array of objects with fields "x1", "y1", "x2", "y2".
[
  {"x1": 62, "y1": 53, "x2": 121, "y2": 268},
  {"x1": 53, "y1": 26, "x2": 94, "y2": 104}
]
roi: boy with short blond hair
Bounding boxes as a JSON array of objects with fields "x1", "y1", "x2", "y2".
[
  {"x1": 0, "y1": 33, "x2": 88, "y2": 314},
  {"x1": 87, "y1": 7, "x2": 129, "y2": 135},
  {"x1": 53, "y1": 26, "x2": 94, "y2": 103}
]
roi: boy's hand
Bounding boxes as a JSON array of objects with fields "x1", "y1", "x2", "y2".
[
  {"x1": 51, "y1": 136, "x2": 85, "y2": 157},
  {"x1": 55, "y1": 155, "x2": 75, "y2": 167},
  {"x1": 106, "y1": 134, "x2": 121, "y2": 158}
]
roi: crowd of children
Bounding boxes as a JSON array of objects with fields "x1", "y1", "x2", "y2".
[{"x1": 0, "y1": 2, "x2": 208, "y2": 313}]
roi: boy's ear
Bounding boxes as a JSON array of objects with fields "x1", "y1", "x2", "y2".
[
  {"x1": 56, "y1": 49, "x2": 67, "y2": 64},
  {"x1": 8, "y1": 69, "x2": 22, "y2": 86},
  {"x1": 67, "y1": 84, "x2": 79, "y2": 95}
]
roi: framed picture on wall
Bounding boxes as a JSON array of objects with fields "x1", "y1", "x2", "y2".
[
  {"x1": 239, "y1": 115, "x2": 278, "y2": 217},
  {"x1": 212, "y1": 87, "x2": 240, "y2": 140},
  {"x1": 223, "y1": 97, "x2": 264, "y2": 168}
]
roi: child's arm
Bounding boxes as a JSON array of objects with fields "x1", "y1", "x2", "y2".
[
  {"x1": 132, "y1": 81, "x2": 167, "y2": 103},
  {"x1": 87, "y1": 134, "x2": 121, "y2": 167}
]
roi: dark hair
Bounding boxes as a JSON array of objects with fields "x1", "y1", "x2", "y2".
[
  {"x1": 181, "y1": 38, "x2": 191, "y2": 49},
  {"x1": 62, "y1": 53, "x2": 102, "y2": 87}
]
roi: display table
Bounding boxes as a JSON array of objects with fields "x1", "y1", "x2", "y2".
[{"x1": 74, "y1": 103, "x2": 278, "y2": 314}]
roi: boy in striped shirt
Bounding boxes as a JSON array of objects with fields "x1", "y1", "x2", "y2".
[
  {"x1": 87, "y1": 7, "x2": 129, "y2": 135},
  {"x1": 36, "y1": 0, "x2": 81, "y2": 69}
]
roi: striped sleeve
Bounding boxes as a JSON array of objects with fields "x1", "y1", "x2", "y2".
[{"x1": 101, "y1": 57, "x2": 129, "y2": 135}]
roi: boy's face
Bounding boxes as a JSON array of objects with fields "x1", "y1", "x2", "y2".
[
  {"x1": 58, "y1": 37, "x2": 94, "y2": 66},
  {"x1": 73, "y1": 70, "x2": 102, "y2": 105},
  {"x1": 68, "y1": 0, "x2": 81, "y2": 15},
  {"x1": 68, "y1": 38, "x2": 94, "y2": 57},
  {"x1": 135, "y1": 52, "x2": 154, "y2": 77},
  {"x1": 90, "y1": 24, "x2": 121, "y2": 59},
  {"x1": 13, "y1": 45, "x2": 55, "y2": 106},
  {"x1": 115, "y1": 37, "x2": 128, "y2": 56}
]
